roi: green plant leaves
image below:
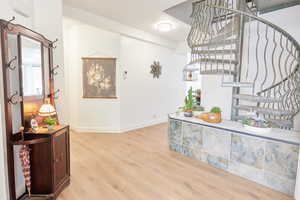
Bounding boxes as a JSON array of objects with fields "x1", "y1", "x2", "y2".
[
  {"x1": 210, "y1": 107, "x2": 222, "y2": 113},
  {"x1": 44, "y1": 117, "x2": 56, "y2": 126}
]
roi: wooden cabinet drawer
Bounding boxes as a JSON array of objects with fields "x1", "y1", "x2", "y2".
[{"x1": 53, "y1": 128, "x2": 69, "y2": 188}]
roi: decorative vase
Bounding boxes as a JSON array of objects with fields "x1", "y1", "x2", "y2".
[
  {"x1": 196, "y1": 112, "x2": 222, "y2": 123},
  {"x1": 184, "y1": 111, "x2": 193, "y2": 117},
  {"x1": 47, "y1": 125, "x2": 54, "y2": 131},
  {"x1": 208, "y1": 113, "x2": 222, "y2": 123}
]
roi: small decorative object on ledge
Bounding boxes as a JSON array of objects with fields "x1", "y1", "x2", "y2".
[
  {"x1": 196, "y1": 106, "x2": 222, "y2": 123},
  {"x1": 183, "y1": 64, "x2": 198, "y2": 81},
  {"x1": 150, "y1": 61, "x2": 162, "y2": 78},
  {"x1": 82, "y1": 57, "x2": 117, "y2": 99},
  {"x1": 243, "y1": 117, "x2": 272, "y2": 133},
  {"x1": 30, "y1": 115, "x2": 38, "y2": 132}
]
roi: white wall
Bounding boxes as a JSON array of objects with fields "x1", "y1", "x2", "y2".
[
  {"x1": 120, "y1": 37, "x2": 186, "y2": 131},
  {"x1": 63, "y1": 12, "x2": 186, "y2": 133},
  {"x1": 0, "y1": 0, "x2": 65, "y2": 199},
  {"x1": 33, "y1": 0, "x2": 67, "y2": 124},
  {"x1": 201, "y1": 76, "x2": 233, "y2": 119},
  {"x1": 64, "y1": 18, "x2": 121, "y2": 133}
]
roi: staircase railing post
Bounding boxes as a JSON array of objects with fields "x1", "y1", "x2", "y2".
[{"x1": 231, "y1": 1, "x2": 246, "y2": 121}]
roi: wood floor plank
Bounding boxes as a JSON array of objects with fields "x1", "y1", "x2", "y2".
[{"x1": 57, "y1": 123, "x2": 294, "y2": 200}]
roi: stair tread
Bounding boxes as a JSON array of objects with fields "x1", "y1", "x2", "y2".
[
  {"x1": 217, "y1": 20, "x2": 239, "y2": 35},
  {"x1": 189, "y1": 58, "x2": 238, "y2": 65},
  {"x1": 191, "y1": 39, "x2": 238, "y2": 48},
  {"x1": 222, "y1": 82, "x2": 254, "y2": 88},
  {"x1": 200, "y1": 69, "x2": 236, "y2": 75},
  {"x1": 265, "y1": 118, "x2": 293, "y2": 126},
  {"x1": 234, "y1": 105, "x2": 293, "y2": 116},
  {"x1": 211, "y1": 32, "x2": 238, "y2": 42},
  {"x1": 233, "y1": 94, "x2": 282, "y2": 103},
  {"x1": 192, "y1": 49, "x2": 237, "y2": 55}
]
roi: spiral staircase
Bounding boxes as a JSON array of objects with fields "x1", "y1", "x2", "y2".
[{"x1": 186, "y1": 0, "x2": 300, "y2": 129}]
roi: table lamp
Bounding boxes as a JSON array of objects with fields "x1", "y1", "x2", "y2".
[
  {"x1": 38, "y1": 99, "x2": 56, "y2": 117},
  {"x1": 38, "y1": 99, "x2": 57, "y2": 130}
]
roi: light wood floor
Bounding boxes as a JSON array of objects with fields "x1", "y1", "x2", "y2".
[{"x1": 58, "y1": 123, "x2": 294, "y2": 200}]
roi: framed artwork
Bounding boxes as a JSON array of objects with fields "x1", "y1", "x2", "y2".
[{"x1": 82, "y1": 57, "x2": 117, "y2": 99}]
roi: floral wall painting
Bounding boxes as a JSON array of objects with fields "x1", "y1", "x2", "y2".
[
  {"x1": 150, "y1": 61, "x2": 162, "y2": 79},
  {"x1": 82, "y1": 58, "x2": 117, "y2": 99}
]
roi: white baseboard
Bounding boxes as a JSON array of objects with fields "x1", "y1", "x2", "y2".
[
  {"x1": 71, "y1": 125, "x2": 121, "y2": 133},
  {"x1": 71, "y1": 117, "x2": 168, "y2": 134},
  {"x1": 120, "y1": 117, "x2": 168, "y2": 133}
]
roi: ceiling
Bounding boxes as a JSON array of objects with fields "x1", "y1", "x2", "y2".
[{"x1": 63, "y1": 0, "x2": 192, "y2": 43}]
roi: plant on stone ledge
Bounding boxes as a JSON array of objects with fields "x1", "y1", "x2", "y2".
[
  {"x1": 179, "y1": 87, "x2": 196, "y2": 117},
  {"x1": 210, "y1": 107, "x2": 222, "y2": 113}
]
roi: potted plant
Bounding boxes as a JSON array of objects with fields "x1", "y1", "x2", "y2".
[
  {"x1": 44, "y1": 117, "x2": 56, "y2": 130},
  {"x1": 210, "y1": 107, "x2": 221, "y2": 114},
  {"x1": 209, "y1": 107, "x2": 222, "y2": 123},
  {"x1": 181, "y1": 87, "x2": 194, "y2": 117}
]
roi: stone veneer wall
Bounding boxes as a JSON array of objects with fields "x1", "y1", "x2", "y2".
[{"x1": 168, "y1": 119, "x2": 299, "y2": 196}]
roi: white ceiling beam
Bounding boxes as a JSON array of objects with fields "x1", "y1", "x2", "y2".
[{"x1": 63, "y1": 5, "x2": 180, "y2": 50}]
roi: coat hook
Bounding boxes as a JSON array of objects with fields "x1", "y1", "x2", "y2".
[
  {"x1": 51, "y1": 38, "x2": 58, "y2": 49},
  {"x1": 8, "y1": 91, "x2": 23, "y2": 105},
  {"x1": 123, "y1": 70, "x2": 128, "y2": 80},
  {"x1": 6, "y1": 56, "x2": 17, "y2": 70},
  {"x1": 4, "y1": 16, "x2": 16, "y2": 31},
  {"x1": 54, "y1": 89, "x2": 60, "y2": 99},
  {"x1": 51, "y1": 65, "x2": 59, "y2": 75},
  {"x1": 49, "y1": 89, "x2": 60, "y2": 99}
]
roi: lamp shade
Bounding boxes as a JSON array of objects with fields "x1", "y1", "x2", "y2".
[{"x1": 38, "y1": 103, "x2": 56, "y2": 117}]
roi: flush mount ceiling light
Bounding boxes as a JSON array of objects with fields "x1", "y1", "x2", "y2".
[{"x1": 155, "y1": 21, "x2": 174, "y2": 32}]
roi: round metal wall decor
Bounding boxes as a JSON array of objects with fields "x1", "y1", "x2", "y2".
[{"x1": 150, "y1": 61, "x2": 162, "y2": 78}]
